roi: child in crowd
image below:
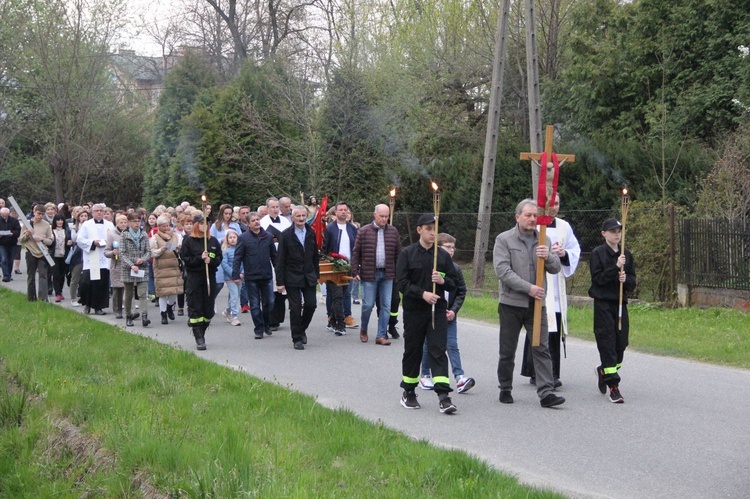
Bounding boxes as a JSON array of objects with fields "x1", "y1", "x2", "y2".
[
  {"x1": 419, "y1": 233, "x2": 475, "y2": 394},
  {"x1": 220, "y1": 229, "x2": 242, "y2": 326}
]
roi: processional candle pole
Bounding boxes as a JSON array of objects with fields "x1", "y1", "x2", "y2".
[{"x1": 618, "y1": 187, "x2": 629, "y2": 331}]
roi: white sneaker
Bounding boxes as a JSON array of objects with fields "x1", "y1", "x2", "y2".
[
  {"x1": 222, "y1": 309, "x2": 232, "y2": 323},
  {"x1": 71, "y1": 300, "x2": 80, "y2": 307},
  {"x1": 419, "y1": 375, "x2": 434, "y2": 390},
  {"x1": 456, "y1": 375, "x2": 476, "y2": 394},
  {"x1": 231, "y1": 317, "x2": 241, "y2": 326}
]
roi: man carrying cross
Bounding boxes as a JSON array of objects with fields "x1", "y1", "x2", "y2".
[{"x1": 493, "y1": 199, "x2": 564, "y2": 408}]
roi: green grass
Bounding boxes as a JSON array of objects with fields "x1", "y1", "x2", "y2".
[
  {"x1": 0, "y1": 287, "x2": 561, "y2": 498},
  {"x1": 461, "y1": 295, "x2": 750, "y2": 370}
]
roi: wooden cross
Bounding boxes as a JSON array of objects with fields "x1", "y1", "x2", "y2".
[{"x1": 519, "y1": 125, "x2": 575, "y2": 346}]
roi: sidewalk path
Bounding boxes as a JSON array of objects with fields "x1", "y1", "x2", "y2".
[{"x1": 5, "y1": 269, "x2": 749, "y2": 498}]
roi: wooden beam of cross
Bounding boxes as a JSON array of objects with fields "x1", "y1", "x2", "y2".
[{"x1": 519, "y1": 125, "x2": 575, "y2": 346}]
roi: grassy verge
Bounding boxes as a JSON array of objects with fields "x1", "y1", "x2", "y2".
[
  {"x1": 461, "y1": 295, "x2": 750, "y2": 370},
  {"x1": 0, "y1": 288, "x2": 560, "y2": 497}
]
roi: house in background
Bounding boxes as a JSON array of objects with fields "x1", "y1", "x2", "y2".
[{"x1": 108, "y1": 49, "x2": 166, "y2": 109}]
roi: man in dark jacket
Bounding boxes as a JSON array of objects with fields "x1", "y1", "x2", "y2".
[
  {"x1": 0, "y1": 207, "x2": 22, "y2": 282},
  {"x1": 351, "y1": 204, "x2": 402, "y2": 345},
  {"x1": 276, "y1": 206, "x2": 320, "y2": 350},
  {"x1": 233, "y1": 212, "x2": 277, "y2": 339},
  {"x1": 322, "y1": 201, "x2": 359, "y2": 335}
]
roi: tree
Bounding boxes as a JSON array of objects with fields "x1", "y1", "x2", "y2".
[
  {"x1": 317, "y1": 64, "x2": 391, "y2": 210},
  {"x1": 696, "y1": 120, "x2": 750, "y2": 224},
  {"x1": 144, "y1": 51, "x2": 216, "y2": 209},
  {"x1": 1, "y1": 0, "x2": 151, "y2": 205}
]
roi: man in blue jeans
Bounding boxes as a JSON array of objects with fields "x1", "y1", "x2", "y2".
[
  {"x1": 233, "y1": 212, "x2": 277, "y2": 339},
  {"x1": 419, "y1": 233, "x2": 475, "y2": 394},
  {"x1": 351, "y1": 204, "x2": 402, "y2": 345}
]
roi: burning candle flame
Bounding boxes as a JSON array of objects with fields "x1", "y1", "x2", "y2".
[
  {"x1": 431, "y1": 181, "x2": 439, "y2": 192},
  {"x1": 622, "y1": 188, "x2": 628, "y2": 196},
  {"x1": 201, "y1": 195, "x2": 207, "y2": 202},
  {"x1": 389, "y1": 187, "x2": 397, "y2": 198}
]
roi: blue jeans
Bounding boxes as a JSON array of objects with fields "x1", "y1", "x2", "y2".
[
  {"x1": 246, "y1": 279, "x2": 275, "y2": 334},
  {"x1": 421, "y1": 319, "x2": 463, "y2": 379},
  {"x1": 0, "y1": 245, "x2": 13, "y2": 278},
  {"x1": 360, "y1": 272, "x2": 392, "y2": 339},
  {"x1": 240, "y1": 280, "x2": 249, "y2": 307},
  {"x1": 224, "y1": 281, "x2": 240, "y2": 318},
  {"x1": 350, "y1": 280, "x2": 360, "y2": 300},
  {"x1": 148, "y1": 262, "x2": 155, "y2": 296}
]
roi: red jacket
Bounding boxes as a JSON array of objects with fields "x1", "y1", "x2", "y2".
[{"x1": 351, "y1": 222, "x2": 402, "y2": 282}]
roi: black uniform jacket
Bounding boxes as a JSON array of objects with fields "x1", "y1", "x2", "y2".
[{"x1": 396, "y1": 242, "x2": 458, "y2": 314}]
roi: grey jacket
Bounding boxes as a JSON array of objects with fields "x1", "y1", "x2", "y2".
[{"x1": 493, "y1": 225, "x2": 561, "y2": 308}]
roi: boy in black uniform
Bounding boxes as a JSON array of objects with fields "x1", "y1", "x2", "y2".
[
  {"x1": 396, "y1": 214, "x2": 459, "y2": 414},
  {"x1": 588, "y1": 218, "x2": 636, "y2": 403}
]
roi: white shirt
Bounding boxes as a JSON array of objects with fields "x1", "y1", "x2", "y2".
[
  {"x1": 77, "y1": 218, "x2": 116, "y2": 271},
  {"x1": 337, "y1": 223, "x2": 351, "y2": 259}
]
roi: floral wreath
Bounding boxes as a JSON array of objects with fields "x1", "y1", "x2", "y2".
[{"x1": 324, "y1": 252, "x2": 351, "y2": 272}]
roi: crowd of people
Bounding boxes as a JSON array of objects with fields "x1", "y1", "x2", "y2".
[{"x1": 0, "y1": 193, "x2": 636, "y2": 413}]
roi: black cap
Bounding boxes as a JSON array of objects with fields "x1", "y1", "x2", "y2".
[
  {"x1": 193, "y1": 213, "x2": 205, "y2": 223},
  {"x1": 417, "y1": 214, "x2": 436, "y2": 226},
  {"x1": 601, "y1": 218, "x2": 621, "y2": 232}
]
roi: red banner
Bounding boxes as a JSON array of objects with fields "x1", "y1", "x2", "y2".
[
  {"x1": 311, "y1": 196, "x2": 328, "y2": 250},
  {"x1": 537, "y1": 152, "x2": 559, "y2": 226}
]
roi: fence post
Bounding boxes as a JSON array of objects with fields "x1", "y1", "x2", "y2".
[{"x1": 670, "y1": 204, "x2": 675, "y2": 301}]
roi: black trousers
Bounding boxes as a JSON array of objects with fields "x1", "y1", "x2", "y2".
[
  {"x1": 79, "y1": 268, "x2": 110, "y2": 310},
  {"x1": 287, "y1": 286, "x2": 316, "y2": 344},
  {"x1": 593, "y1": 300, "x2": 629, "y2": 387},
  {"x1": 521, "y1": 312, "x2": 563, "y2": 380},
  {"x1": 401, "y1": 310, "x2": 451, "y2": 395},
  {"x1": 270, "y1": 291, "x2": 287, "y2": 327}
]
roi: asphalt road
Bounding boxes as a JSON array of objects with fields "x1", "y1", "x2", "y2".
[{"x1": 5, "y1": 268, "x2": 749, "y2": 498}]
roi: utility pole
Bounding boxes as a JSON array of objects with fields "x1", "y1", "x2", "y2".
[
  {"x1": 471, "y1": 0, "x2": 544, "y2": 290},
  {"x1": 471, "y1": 0, "x2": 512, "y2": 291},
  {"x1": 524, "y1": 0, "x2": 543, "y2": 194}
]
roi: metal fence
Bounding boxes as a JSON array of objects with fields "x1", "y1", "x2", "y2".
[
  {"x1": 680, "y1": 219, "x2": 750, "y2": 291},
  {"x1": 351, "y1": 210, "x2": 616, "y2": 263}
]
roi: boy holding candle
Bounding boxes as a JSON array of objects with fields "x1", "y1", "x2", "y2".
[
  {"x1": 589, "y1": 218, "x2": 637, "y2": 403},
  {"x1": 396, "y1": 214, "x2": 459, "y2": 414}
]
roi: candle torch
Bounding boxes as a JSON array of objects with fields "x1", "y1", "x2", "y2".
[
  {"x1": 431, "y1": 181, "x2": 441, "y2": 327},
  {"x1": 201, "y1": 194, "x2": 211, "y2": 295},
  {"x1": 618, "y1": 187, "x2": 629, "y2": 330},
  {"x1": 389, "y1": 187, "x2": 397, "y2": 226}
]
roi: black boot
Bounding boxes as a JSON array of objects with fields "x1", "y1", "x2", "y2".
[
  {"x1": 161, "y1": 311, "x2": 168, "y2": 325},
  {"x1": 142, "y1": 314, "x2": 151, "y2": 327},
  {"x1": 126, "y1": 314, "x2": 134, "y2": 327},
  {"x1": 193, "y1": 326, "x2": 206, "y2": 350},
  {"x1": 167, "y1": 304, "x2": 175, "y2": 321}
]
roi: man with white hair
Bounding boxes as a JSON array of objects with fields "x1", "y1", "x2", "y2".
[
  {"x1": 279, "y1": 196, "x2": 293, "y2": 222},
  {"x1": 0, "y1": 207, "x2": 22, "y2": 282},
  {"x1": 77, "y1": 203, "x2": 115, "y2": 314}
]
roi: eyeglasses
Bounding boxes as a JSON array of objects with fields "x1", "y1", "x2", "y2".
[{"x1": 441, "y1": 245, "x2": 456, "y2": 249}]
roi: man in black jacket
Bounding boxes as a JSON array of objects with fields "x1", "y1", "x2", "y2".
[
  {"x1": 233, "y1": 212, "x2": 277, "y2": 339},
  {"x1": 276, "y1": 206, "x2": 320, "y2": 350},
  {"x1": 0, "y1": 207, "x2": 22, "y2": 282}
]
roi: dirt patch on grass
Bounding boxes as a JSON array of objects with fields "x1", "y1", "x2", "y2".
[{"x1": 2, "y1": 367, "x2": 168, "y2": 498}]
